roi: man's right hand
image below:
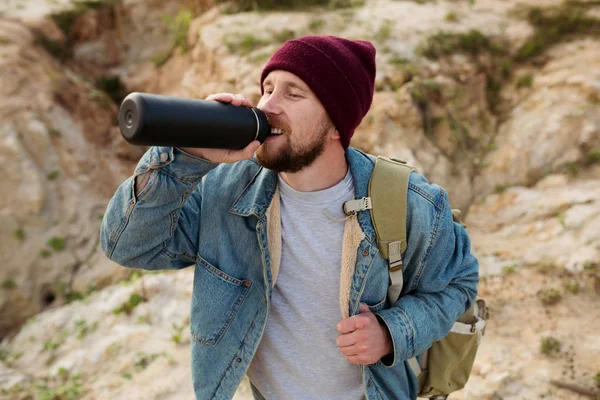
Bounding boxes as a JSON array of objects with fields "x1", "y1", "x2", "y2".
[{"x1": 178, "y1": 93, "x2": 261, "y2": 163}]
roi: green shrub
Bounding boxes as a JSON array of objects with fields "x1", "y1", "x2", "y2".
[
  {"x1": 113, "y1": 293, "x2": 144, "y2": 315},
  {"x1": 40, "y1": 249, "x2": 52, "y2": 258},
  {"x1": 13, "y1": 229, "x2": 25, "y2": 241},
  {"x1": 96, "y1": 76, "x2": 127, "y2": 104},
  {"x1": 540, "y1": 336, "x2": 561, "y2": 355},
  {"x1": 564, "y1": 281, "x2": 580, "y2": 294},
  {"x1": 516, "y1": 4, "x2": 600, "y2": 61},
  {"x1": 502, "y1": 264, "x2": 519, "y2": 275},
  {"x1": 537, "y1": 288, "x2": 562, "y2": 305},
  {"x1": 516, "y1": 74, "x2": 534, "y2": 88},
  {"x1": 226, "y1": 34, "x2": 270, "y2": 55},
  {"x1": 583, "y1": 149, "x2": 600, "y2": 166},
  {"x1": 36, "y1": 368, "x2": 85, "y2": 399},
  {"x1": 51, "y1": 0, "x2": 118, "y2": 36},
  {"x1": 217, "y1": 0, "x2": 362, "y2": 12},
  {"x1": 48, "y1": 237, "x2": 66, "y2": 252},
  {"x1": 418, "y1": 30, "x2": 502, "y2": 59},
  {"x1": 1, "y1": 279, "x2": 17, "y2": 290},
  {"x1": 163, "y1": 9, "x2": 193, "y2": 52},
  {"x1": 445, "y1": 12, "x2": 459, "y2": 22},
  {"x1": 47, "y1": 170, "x2": 60, "y2": 180}
]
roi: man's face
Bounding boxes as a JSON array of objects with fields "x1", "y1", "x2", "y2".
[{"x1": 255, "y1": 70, "x2": 336, "y2": 173}]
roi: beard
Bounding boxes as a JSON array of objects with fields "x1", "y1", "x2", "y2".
[{"x1": 256, "y1": 116, "x2": 330, "y2": 173}]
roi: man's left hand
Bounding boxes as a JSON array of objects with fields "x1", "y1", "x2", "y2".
[{"x1": 336, "y1": 303, "x2": 393, "y2": 365}]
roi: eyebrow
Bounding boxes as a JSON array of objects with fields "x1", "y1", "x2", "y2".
[{"x1": 263, "y1": 80, "x2": 309, "y2": 93}]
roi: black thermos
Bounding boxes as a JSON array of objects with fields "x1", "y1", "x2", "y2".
[{"x1": 118, "y1": 92, "x2": 271, "y2": 149}]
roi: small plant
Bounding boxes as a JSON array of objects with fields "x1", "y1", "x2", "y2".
[
  {"x1": 34, "y1": 33, "x2": 69, "y2": 61},
  {"x1": 272, "y1": 29, "x2": 296, "y2": 44},
  {"x1": 96, "y1": 76, "x2": 127, "y2": 104},
  {"x1": 445, "y1": 12, "x2": 459, "y2": 22},
  {"x1": 51, "y1": 0, "x2": 118, "y2": 36},
  {"x1": 134, "y1": 352, "x2": 160, "y2": 372},
  {"x1": 43, "y1": 341, "x2": 61, "y2": 352},
  {"x1": 537, "y1": 288, "x2": 562, "y2": 305},
  {"x1": 162, "y1": 9, "x2": 193, "y2": 52},
  {"x1": 122, "y1": 372, "x2": 133, "y2": 380},
  {"x1": 494, "y1": 184, "x2": 508, "y2": 194},
  {"x1": 516, "y1": 74, "x2": 534, "y2": 88},
  {"x1": 74, "y1": 320, "x2": 97, "y2": 340},
  {"x1": 171, "y1": 323, "x2": 186, "y2": 345},
  {"x1": 515, "y1": 4, "x2": 600, "y2": 61},
  {"x1": 47, "y1": 170, "x2": 60, "y2": 180},
  {"x1": 1, "y1": 279, "x2": 17, "y2": 290},
  {"x1": 40, "y1": 249, "x2": 52, "y2": 258},
  {"x1": 564, "y1": 281, "x2": 580, "y2": 294},
  {"x1": 48, "y1": 236, "x2": 66, "y2": 252},
  {"x1": 308, "y1": 18, "x2": 324, "y2": 31},
  {"x1": 502, "y1": 264, "x2": 519, "y2": 275},
  {"x1": 13, "y1": 229, "x2": 25, "y2": 241},
  {"x1": 417, "y1": 30, "x2": 503, "y2": 59},
  {"x1": 0, "y1": 36, "x2": 10, "y2": 45},
  {"x1": 113, "y1": 293, "x2": 144, "y2": 315},
  {"x1": 583, "y1": 149, "x2": 600, "y2": 167},
  {"x1": 556, "y1": 211, "x2": 566, "y2": 228},
  {"x1": 537, "y1": 262, "x2": 557, "y2": 274},
  {"x1": 374, "y1": 20, "x2": 392, "y2": 42},
  {"x1": 49, "y1": 129, "x2": 62, "y2": 137},
  {"x1": 226, "y1": 34, "x2": 269, "y2": 56},
  {"x1": 540, "y1": 336, "x2": 561, "y2": 355},
  {"x1": 36, "y1": 368, "x2": 85, "y2": 399}
]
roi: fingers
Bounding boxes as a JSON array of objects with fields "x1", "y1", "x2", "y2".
[
  {"x1": 336, "y1": 331, "x2": 359, "y2": 348},
  {"x1": 206, "y1": 93, "x2": 253, "y2": 108},
  {"x1": 337, "y1": 314, "x2": 367, "y2": 334},
  {"x1": 359, "y1": 303, "x2": 371, "y2": 314},
  {"x1": 222, "y1": 140, "x2": 260, "y2": 163}
]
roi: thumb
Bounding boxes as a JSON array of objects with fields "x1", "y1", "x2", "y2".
[{"x1": 359, "y1": 303, "x2": 370, "y2": 314}]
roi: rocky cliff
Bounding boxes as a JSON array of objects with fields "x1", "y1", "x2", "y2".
[{"x1": 0, "y1": 0, "x2": 599, "y2": 399}]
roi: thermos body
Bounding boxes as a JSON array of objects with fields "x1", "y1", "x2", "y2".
[{"x1": 118, "y1": 92, "x2": 271, "y2": 150}]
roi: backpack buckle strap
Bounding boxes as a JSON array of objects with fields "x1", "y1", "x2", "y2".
[
  {"x1": 388, "y1": 241, "x2": 403, "y2": 272},
  {"x1": 342, "y1": 197, "x2": 372, "y2": 216}
]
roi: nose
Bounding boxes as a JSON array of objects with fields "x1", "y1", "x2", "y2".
[{"x1": 257, "y1": 91, "x2": 282, "y2": 115}]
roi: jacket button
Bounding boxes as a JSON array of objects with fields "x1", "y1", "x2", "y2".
[
  {"x1": 367, "y1": 379, "x2": 371, "y2": 387},
  {"x1": 236, "y1": 357, "x2": 242, "y2": 363},
  {"x1": 244, "y1": 281, "x2": 251, "y2": 287},
  {"x1": 362, "y1": 249, "x2": 369, "y2": 256}
]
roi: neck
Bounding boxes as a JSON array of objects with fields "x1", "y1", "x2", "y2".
[{"x1": 279, "y1": 143, "x2": 347, "y2": 192}]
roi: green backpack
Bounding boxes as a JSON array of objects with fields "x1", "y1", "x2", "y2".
[{"x1": 345, "y1": 156, "x2": 487, "y2": 399}]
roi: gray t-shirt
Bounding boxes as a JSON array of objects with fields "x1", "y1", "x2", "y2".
[{"x1": 246, "y1": 170, "x2": 364, "y2": 400}]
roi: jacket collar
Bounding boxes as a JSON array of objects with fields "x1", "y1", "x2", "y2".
[{"x1": 229, "y1": 147, "x2": 376, "y2": 242}]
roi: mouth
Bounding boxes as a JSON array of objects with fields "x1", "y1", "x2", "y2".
[{"x1": 270, "y1": 127, "x2": 285, "y2": 136}]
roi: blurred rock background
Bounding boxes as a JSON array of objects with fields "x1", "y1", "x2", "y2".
[{"x1": 0, "y1": 0, "x2": 598, "y2": 399}]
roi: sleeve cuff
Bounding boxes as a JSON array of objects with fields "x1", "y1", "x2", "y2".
[
  {"x1": 374, "y1": 306, "x2": 415, "y2": 367},
  {"x1": 134, "y1": 146, "x2": 218, "y2": 183}
]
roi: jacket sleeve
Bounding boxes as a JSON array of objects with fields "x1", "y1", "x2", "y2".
[
  {"x1": 374, "y1": 174, "x2": 479, "y2": 367},
  {"x1": 100, "y1": 146, "x2": 218, "y2": 270}
]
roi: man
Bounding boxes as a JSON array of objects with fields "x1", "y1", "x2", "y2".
[{"x1": 101, "y1": 35, "x2": 478, "y2": 400}]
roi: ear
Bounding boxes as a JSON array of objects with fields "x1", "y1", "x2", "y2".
[{"x1": 329, "y1": 127, "x2": 341, "y2": 140}]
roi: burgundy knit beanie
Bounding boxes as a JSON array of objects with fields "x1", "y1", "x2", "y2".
[{"x1": 260, "y1": 35, "x2": 376, "y2": 149}]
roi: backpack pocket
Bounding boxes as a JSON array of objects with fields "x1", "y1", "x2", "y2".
[{"x1": 417, "y1": 299, "x2": 486, "y2": 398}]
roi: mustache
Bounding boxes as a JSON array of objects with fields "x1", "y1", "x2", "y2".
[{"x1": 265, "y1": 114, "x2": 291, "y2": 132}]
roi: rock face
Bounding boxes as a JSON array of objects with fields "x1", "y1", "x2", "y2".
[{"x1": 1, "y1": 0, "x2": 599, "y2": 399}]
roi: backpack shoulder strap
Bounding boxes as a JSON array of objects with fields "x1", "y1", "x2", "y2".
[{"x1": 368, "y1": 156, "x2": 416, "y2": 303}]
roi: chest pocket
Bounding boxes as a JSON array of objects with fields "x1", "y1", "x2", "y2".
[{"x1": 190, "y1": 257, "x2": 252, "y2": 346}]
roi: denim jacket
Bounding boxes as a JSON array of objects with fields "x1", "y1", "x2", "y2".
[{"x1": 100, "y1": 146, "x2": 479, "y2": 400}]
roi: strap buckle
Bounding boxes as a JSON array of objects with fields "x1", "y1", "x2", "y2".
[{"x1": 342, "y1": 197, "x2": 372, "y2": 216}]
